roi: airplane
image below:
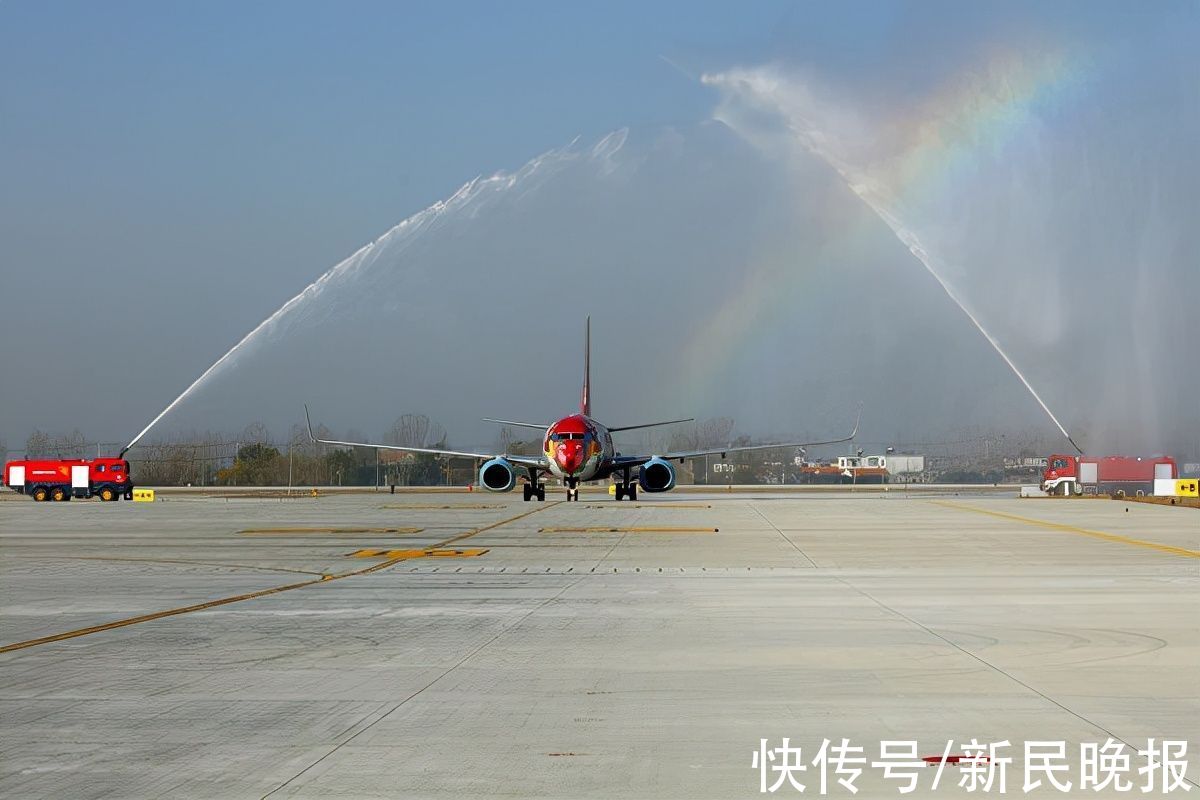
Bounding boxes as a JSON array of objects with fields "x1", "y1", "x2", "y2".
[{"x1": 305, "y1": 318, "x2": 859, "y2": 501}]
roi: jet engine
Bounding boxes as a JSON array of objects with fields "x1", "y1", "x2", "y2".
[
  {"x1": 479, "y1": 458, "x2": 517, "y2": 492},
  {"x1": 637, "y1": 457, "x2": 677, "y2": 493}
]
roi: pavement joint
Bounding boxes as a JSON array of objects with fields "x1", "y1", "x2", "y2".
[
  {"x1": 0, "y1": 502, "x2": 558, "y2": 655},
  {"x1": 931, "y1": 500, "x2": 1200, "y2": 559}
]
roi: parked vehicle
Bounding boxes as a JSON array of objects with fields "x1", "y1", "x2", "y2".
[
  {"x1": 1041, "y1": 454, "x2": 1176, "y2": 496},
  {"x1": 3, "y1": 457, "x2": 134, "y2": 502}
]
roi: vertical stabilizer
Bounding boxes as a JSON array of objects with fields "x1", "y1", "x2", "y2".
[{"x1": 581, "y1": 316, "x2": 591, "y2": 416}]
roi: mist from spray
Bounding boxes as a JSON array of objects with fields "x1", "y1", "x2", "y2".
[
  {"x1": 703, "y1": 68, "x2": 1082, "y2": 452},
  {"x1": 122, "y1": 123, "x2": 1001, "y2": 452},
  {"x1": 120, "y1": 58, "x2": 1197, "y2": 458},
  {"x1": 701, "y1": 57, "x2": 1199, "y2": 456}
]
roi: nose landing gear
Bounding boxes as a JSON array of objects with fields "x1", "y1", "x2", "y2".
[{"x1": 565, "y1": 478, "x2": 580, "y2": 502}]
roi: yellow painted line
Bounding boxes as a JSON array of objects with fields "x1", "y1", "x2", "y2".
[
  {"x1": 539, "y1": 526, "x2": 718, "y2": 533},
  {"x1": 348, "y1": 548, "x2": 489, "y2": 559},
  {"x1": 436, "y1": 501, "x2": 563, "y2": 547},
  {"x1": 0, "y1": 576, "x2": 328, "y2": 655},
  {"x1": 931, "y1": 500, "x2": 1200, "y2": 559},
  {"x1": 239, "y1": 527, "x2": 422, "y2": 535},
  {"x1": 0, "y1": 504, "x2": 557, "y2": 655}
]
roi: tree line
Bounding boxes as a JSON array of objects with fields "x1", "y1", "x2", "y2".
[
  {"x1": 6, "y1": 417, "x2": 1078, "y2": 487},
  {"x1": 12, "y1": 416, "x2": 462, "y2": 487}
]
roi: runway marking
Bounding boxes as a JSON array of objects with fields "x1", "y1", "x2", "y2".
[
  {"x1": 0, "y1": 577, "x2": 329, "y2": 655},
  {"x1": 581, "y1": 504, "x2": 712, "y2": 509},
  {"x1": 436, "y1": 501, "x2": 562, "y2": 547},
  {"x1": 539, "y1": 526, "x2": 718, "y2": 533},
  {"x1": 348, "y1": 548, "x2": 488, "y2": 559},
  {"x1": 60, "y1": 556, "x2": 327, "y2": 577},
  {"x1": 379, "y1": 503, "x2": 505, "y2": 510},
  {"x1": 931, "y1": 500, "x2": 1200, "y2": 559},
  {"x1": 0, "y1": 503, "x2": 557, "y2": 656},
  {"x1": 239, "y1": 527, "x2": 422, "y2": 535}
]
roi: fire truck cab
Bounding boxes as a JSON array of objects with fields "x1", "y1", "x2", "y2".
[
  {"x1": 3, "y1": 457, "x2": 134, "y2": 502},
  {"x1": 1042, "y1": 455, "x2": 1084, "y2": 496}
]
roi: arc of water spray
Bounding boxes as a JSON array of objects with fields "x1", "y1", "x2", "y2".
[
  {"x1": 117, "y1": 239, "x2": 370, "y2": 459},
  {"x1": 118, "y1": 189, "x2": 472, "y2": 458},
  {"x1": 118, "y1": 196, "x2": 460, "y2": 459},
  {"x1": 869, "y1": 203, "x2": 1084, "y2": 455},
  {"x1": 762, "y1": 109, "x2": 1083, "y2": 455},
  {"x1": 119, "y1": 141, "x2": 590, "y2": 458}
]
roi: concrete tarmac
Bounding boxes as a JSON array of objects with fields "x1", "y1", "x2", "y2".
[{"x1": 1, "y1": 490, "x2": 1197, "y2": 798}]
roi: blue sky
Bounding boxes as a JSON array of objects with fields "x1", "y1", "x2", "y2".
[{"x1": 1, "y1": 2, "x2": 1196, "y2": 452}]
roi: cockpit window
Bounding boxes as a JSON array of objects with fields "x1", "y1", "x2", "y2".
[
  {"x1": 112, "y1": 464, "x2": 123, "y2": 472},
  {"x1": 96, "y1": 464, "x2": 107, "y2": 473}
]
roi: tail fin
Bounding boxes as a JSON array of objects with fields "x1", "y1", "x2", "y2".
[{"x1": 581, "y1": 316, "x2": 591, "y2": 417}]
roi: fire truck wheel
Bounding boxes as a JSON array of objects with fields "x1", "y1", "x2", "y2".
[
  {"x1": 99, "y1": 488, "x2": 115, "y2": 502},
  {"x1": 32, "y1": 487, "x2": 48, "y2": 502},
  {"x1": 50, "y1": 488, "x2": 67, "y2": 502}
]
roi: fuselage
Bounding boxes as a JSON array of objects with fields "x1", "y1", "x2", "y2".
[{"x1": 543, "y1": 414, "x2": 614, "y2": 482}]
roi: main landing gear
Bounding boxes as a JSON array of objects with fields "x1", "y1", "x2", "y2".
[
  {"x1": 613, "y1": 469, "x2": 637, "y2": 501},
  {"x1": 522, "y1": 468, "x2": 546, "y2": 502}
]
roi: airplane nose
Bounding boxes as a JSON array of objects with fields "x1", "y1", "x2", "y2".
[{"x1": 557, "y1": 443, "x2": 585, "y2": 473}]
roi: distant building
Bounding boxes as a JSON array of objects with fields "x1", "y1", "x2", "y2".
[
  {"x1": 1004, "y1": 456, "x2": 1048, "y2": 469},
  {"x1": 885, "y1": 454, "x2": 925, "y2": 475}
]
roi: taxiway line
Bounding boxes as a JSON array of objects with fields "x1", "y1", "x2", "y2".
[
  {"x1": 0, "y1": 503, "x2": 557, "y2": 655},
  {"x1": 931, "y1": 500, "x2": 1200, "y2": 559},
  {"x1": 0, "y1": 576, "x2": 329, "y2": 655}
]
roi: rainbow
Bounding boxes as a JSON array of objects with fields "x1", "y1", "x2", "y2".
[{"x1": 683, "y1": 47, "x2": 1090, "y2": 402}]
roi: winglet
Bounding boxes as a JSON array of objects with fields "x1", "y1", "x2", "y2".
[
  {"x1": 303, "y1": 404, "x2": 317, "y2": 443},
  {"x1": 849, "y1": 402, "x2": 863, "y2": 440}
]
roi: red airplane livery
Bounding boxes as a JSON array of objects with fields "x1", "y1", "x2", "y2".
[{"x1": 306, "y1": 318, "x2": 858, "y2": 501}]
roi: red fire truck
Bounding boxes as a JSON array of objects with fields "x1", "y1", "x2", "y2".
[
  {"x1": 1042, "y1": 454, "x2": 1177, "y2": 496},
  {"x1": 3, "y1": 457, "x2": 134, "y2": 502}
]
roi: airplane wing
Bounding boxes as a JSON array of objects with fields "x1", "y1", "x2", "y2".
[
  {"x1": 612, "y1": 408, "x2": 861, "y2": 467},
  {"x1": 608, "y1": 418, "x2": 695, "y2": 433},
  {"x1": 305, "y1": 407, "x2": 548, "y2": 469},
  {"x1": 481, "y1": 418, "x2": 550, "y2": 430}
]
